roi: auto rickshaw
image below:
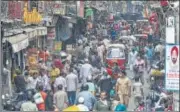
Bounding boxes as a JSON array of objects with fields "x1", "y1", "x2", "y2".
[{"x1": 105, "y1": 44, "x2": 126, "y2": 79}]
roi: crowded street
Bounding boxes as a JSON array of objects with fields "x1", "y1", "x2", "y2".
[{"x1": 0, "y1": 1, "x2": 179, "y2": 112}]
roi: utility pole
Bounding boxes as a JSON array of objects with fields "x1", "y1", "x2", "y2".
[{"x1": 0, "y1": 0, "x2": 3, "y2": 111}]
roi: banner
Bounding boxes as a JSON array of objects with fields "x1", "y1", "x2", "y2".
[
  {"x1": 53, "y1": 1, "x2": 65, "y2": 15},
  {"x1": 165, "y1": 44, "x2": 179, "y2": 91},
  {"x1": 54, "y1": 41, "x2": 62, "y2": 52},
  {"x1": 77, "y1": 1, "x2": 84, "y2": 18},
  {"x1": 166, "y1": 16, "x2": 175, "y2": 44},
  {"x1": 47, "y1": 27, "x2": 56, "y2": 40}
]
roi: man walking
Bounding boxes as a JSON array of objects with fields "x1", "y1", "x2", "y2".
[
  {"x1": 116, "y1": 71, "x2": 131, "y2": 107},
  {"x1": 66, "y1": 67, "x2": 78, "y2": 105},
  {"x1": 80, "y1": 59, "x2": 93, "y2": 83},
  {"x1": 53, "y1": 84, "x2": 68, "y2": 111}
]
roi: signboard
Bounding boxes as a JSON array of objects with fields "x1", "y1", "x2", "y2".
[
  {"x1": 54, "y1": 41, "x2": 62, "y2": 52},
  {"x1": 77, "y1": 1, "x2": 84, "y2": 18},
  {"x1": 166, "y1": 16, "x2": 175, "y2": 44},
  {"x1": 8, "y1": 1, "x2": 22, "y2": 19},
  {"x1": 53, "y1": 2, "x2": 65, "y2": 15},
  {"x1": 47, "y1": 27, "x2": 56, "y2": 40},
  {"x1": 23, "y1": 3, "x2": 42, "y2": 24},
  {"x1": 165, "y1": 44, "x2": 179, "y2": 91},
  {"x1": 66, "y1": 2, "x2": 77, "y2": 16},
  {"x1": 38, "y1": 1, "x2": 45, "y2": 13}
]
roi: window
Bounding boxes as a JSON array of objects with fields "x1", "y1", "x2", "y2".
[{"x1": 107, "y1": 47, "x2": 125, "y2": 59}]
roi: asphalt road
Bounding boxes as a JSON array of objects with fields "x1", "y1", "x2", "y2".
[{"x1": 126, "y1": 69, "x2": 150, "y2": 111}]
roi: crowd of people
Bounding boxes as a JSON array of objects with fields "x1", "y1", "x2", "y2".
[{"x1": 8, "y1": 18, "x2": 172, "y2": 112}]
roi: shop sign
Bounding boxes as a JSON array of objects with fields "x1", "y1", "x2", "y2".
[
  {"x1": 166, "y1": 16, "x2": 175, "y2": 44},
  {"x1": 54, "y1": 41, "x2": 62, "y2": 52},
  {"x1": 53, "y1": 2, "x2": 65, "y2": 15},
  {"x1": 66, "y1": 3, "x2": 77, "y2": 16},
  {"x1": 36, "y1": 27, "x2": 47, "y2": 36},
  {"x1": 47, "y1": 27, "x2": 56, "y2": 40},
  {"x1": 13, "y1": 38, "x2": 29, "y2": 53},
  {"x1": 77, "y1": 1, "x2": 84, "y2": 18},
  {"x1": 38, "y1": 1, "x2": 45, "y2": 13},
  {"x1": 8, "y1": 1, "x2": 22, "y2": 19},
  {"x1": 23, "y1": 2, "x2": 42, "y2": 24},
  {"x1": 165, "y1": 44, "x2": 179, "y2": 91}
]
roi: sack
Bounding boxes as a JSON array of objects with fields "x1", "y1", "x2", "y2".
[{"x1": 33, "y1": 92, "x2": 44, "y2": 104}]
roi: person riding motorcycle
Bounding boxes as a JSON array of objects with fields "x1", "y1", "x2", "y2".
[{"x1": 133, "y1": 56, "x2": 145, "y2": 84}]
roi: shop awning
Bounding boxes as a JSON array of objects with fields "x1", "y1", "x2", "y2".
[
  {"x1": 3, "y1": 34, "x2": 29, "y2": 53},
  {"x1": 85, "y1": 8, "x2": 93, "y2": 18},
  {"x1": 24, "y1": 28, "x2": 37, "y2": 40},
  {"x1": 36, "y1": 27, "x2": 47, "y2": 36}
]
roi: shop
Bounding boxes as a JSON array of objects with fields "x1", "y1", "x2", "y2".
[
  {"x1": 24, "y1": 28, "x2": 37, "y2": 48},
  {"x1": 35, "y1": 26, "x2": 47, "y2": 49},
  {"x1": 4, "y1": 34, "x2": 29, "y2": 71}
]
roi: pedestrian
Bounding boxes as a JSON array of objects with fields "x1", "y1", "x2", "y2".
[
  {"x1": 98, "y1": 72, "x2": 112, "y2": 99},
  {"x1": 45, "y1": 90, "x2": 54, "y2": 111},
  {"x1": 134, "y1": 56, "x2": 145, "y2": 84},
  {"x1": 94, "y1": 91, "x2": 111, "y2": 111},
  {"x1": 112, "y1": 62, "x2": 121, "y2": 79},
  {"x1": 24, "y1": 72, "x2": 34, "y2": 90},
  {"x1": 14, "y1": 69, "x2": 26, "y2": 93},
  {"x1": 80, "y1": 59, "x2": 93, "y2": 83},
  {"x1": 23, "y1": 66, "x2": 30, "y2": 76},
  {"x1": 75, "y1": 84, "x2": 96, "y2": 111},
  {"x1": 37, "y1": 69, "x2": 51, "y2": 91},
  {"x1": 33, "y1": 84, "x2": 47, "y2": 111},
  {"x1": 86, "y1": 75, "x2": 95, "y2": 95},
  {"x1": 31, "y1": 72, "x2": 39, "y2": 90},
  {"x1": 76, "y1": 97, "x2": 89, "y2": 111},
  {"x1": 20, "y1": 90, "x2": 38, "y2": 111},
  {"x1": 133, "y1": 77, "x2": 144, "y2": 107},
  {"x1": 84, "y1": 43, "x2": 90, "y2": 58},
  {"x1": 53, "y1": 84, "x2": 68, "y2": 111},
  {"x1": 63, "y1": 60, "x2": 71, "y2": 75},
  {"x1": 97, "y1": 42, "x2": 105, "y2": 64},
  {"x1": 128, "y1": 48, "x2": 138, "y2": 71},
  {"x1": 115, "y1": 70, "x2": 131, "y2": 107},
  {"x1": 54, "y1": 73, "x2": 67, "y2": 92},
  {"x1": 66, "y1": 67, "x2": 78, "y2": 105},
  {"x1": 53, "y1": 55, "x2": 64, "y2": 70},
  {"x1": 50, "y1": 64, "x2": 60, "y2": 83}
]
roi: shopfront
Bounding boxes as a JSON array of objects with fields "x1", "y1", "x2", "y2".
[
  {"x1": 36, "y1": 26, "x2": 47, "y2": 49},
  {"x1": 4, "y1": 34, "x2": 29, "y2": 70},
  {"x1": 24, "y1": 28, "x2": 37, "y2": 48}
]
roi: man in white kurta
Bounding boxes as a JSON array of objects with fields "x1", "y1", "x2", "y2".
[
  {"x1": 80, "y1": 59, "x2": 93, "y2": 83},
  {"x1": 128, "y1": 48, "x2": 138, "y2": 71}
]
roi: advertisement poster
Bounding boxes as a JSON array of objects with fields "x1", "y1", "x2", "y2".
[
  {"x1": 47, "y1": 27, "x2": 56, "y2": 40},
  {"x1": 54, "y1": 41, "x2": 62, "y2": 52},
  {"x1": 165, "y1": 44, "x2": 179, "y2": 91},
  {"x1": 166, "y1": 16, "x2": 175, "y2": 44},
  {"x1": 53, "y1": 1, "x2": 65, "y2": 15}
]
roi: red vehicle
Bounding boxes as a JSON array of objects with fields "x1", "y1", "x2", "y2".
[{"x1": 105, "y1": 44, "x2": 126, "y2": 79}]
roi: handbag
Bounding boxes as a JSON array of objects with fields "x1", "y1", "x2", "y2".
[{"x1": 33, "y1": 92, "x2": 44, "y2": 104}]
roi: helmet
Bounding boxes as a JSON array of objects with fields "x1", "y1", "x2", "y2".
[{"x1": 81, "y1": 84, "x2": 89, "y2": 91}]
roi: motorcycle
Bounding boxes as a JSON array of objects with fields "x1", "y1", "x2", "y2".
[
  {"x1": 2, "y1": 92, "x2": 27, "y2": 111},
  {"x1": 149, "y1": 60, "x2": 165, "y2": 85}
]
